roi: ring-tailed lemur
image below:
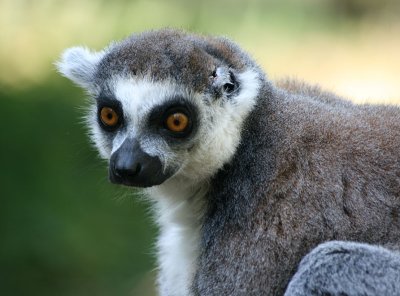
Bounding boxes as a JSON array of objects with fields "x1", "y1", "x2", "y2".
[{"x1": 57, "y1": 29, "x2": 400, "y2": 295}]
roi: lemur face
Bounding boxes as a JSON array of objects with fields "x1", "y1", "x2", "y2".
[
  {"x1": 91, "y1": 78, "x2": 203, "y2": 187},
  {"x1": 57, "y1": 30, "x2": 262, "y2": 187}
]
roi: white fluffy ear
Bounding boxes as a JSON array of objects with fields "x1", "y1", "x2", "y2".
[{"x1": 56, "y1": 46, "x2": 105, "y2": 92}]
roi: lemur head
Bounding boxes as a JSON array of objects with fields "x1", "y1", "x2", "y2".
[{"x1": 57, "y1": 29, "x2": 264, "y2": 188}]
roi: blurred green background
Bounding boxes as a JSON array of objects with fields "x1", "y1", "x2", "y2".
[{"x1": 1, "y1": 0, "x2": 399, "y2": 295}]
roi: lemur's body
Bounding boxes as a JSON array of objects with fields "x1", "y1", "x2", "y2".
[
  {"x1": 58, "y1": 29, "x2": 400, "y2": 295},
  {"x1": 196, "y1": 80, "x2": 400, "y2": 295}
]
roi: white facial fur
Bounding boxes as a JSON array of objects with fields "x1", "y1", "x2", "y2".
[{"x1": 86, "y1": 69, "x2": 261, "y2": 185}]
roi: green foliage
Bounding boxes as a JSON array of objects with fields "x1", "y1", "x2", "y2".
[{"x1": 0, "y1": 80, "x2": 156, "y2": 296}]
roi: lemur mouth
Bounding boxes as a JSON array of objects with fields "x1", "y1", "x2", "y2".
[
  {"x1": 108, "y1": 138, "x2": 172, "y2": 188},
  {"x1": 109, "y1": 166, "x2": 172, "y2": 188},
  {"x1": 109, "y1": 172, "x2": 169, "y2": 188}
]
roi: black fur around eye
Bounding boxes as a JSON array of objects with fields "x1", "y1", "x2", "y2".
[
  {"x1": 96, "y1": 98, "x2": 124, "y2": 132},
  {"x1": 148, "y1": 98, "x2": 198, "y2": 139}
]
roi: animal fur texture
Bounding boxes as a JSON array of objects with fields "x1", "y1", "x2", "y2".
[{"x1": 57, "y1": 29, "x2": 400, "y2": 295}]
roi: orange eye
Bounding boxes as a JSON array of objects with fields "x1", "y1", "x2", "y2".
[
  {"x1": 165, "y1": 112, "x2": 189, "y2": 132},
  {"x1": 100, "y1": 107, "x2": 119, "y2": 127}
]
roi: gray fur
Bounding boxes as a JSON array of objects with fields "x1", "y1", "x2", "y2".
[
  {"x1": 285, "y1": 241, "x2": 400, "y2": 296},
  {"x1": 93, "y1": 29, "x2": 261, "y2": 95},
  {"x1": 57, "y1": 29, "x2": 400, "y2": 296},
  {"x1": 193, "y1": 69, "x2": 400, "y2": 295}
]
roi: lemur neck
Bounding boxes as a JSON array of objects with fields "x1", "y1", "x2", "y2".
[
  {"x1": 147, "y1": 178, "x2": 209, "y2": 226},
  {"x1": 145, "y1": 178, "x2": 209, "y2": 296}
]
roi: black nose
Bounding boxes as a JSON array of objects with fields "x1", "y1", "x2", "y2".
[
  {"x1": 113, "y1": 157, "x2": 142, "y2": 180},
  {"x1": 109, "y1": 138, "x2": 171, "y2": 187}
]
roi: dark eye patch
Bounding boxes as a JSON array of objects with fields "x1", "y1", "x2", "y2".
[
  {"x1": 147, "y1": 97, "x2": 198, "y2": 140},
  {"x1": 96, "y1": 96, "x2": 124, "y2": 132}
]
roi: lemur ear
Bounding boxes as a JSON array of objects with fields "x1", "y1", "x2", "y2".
[
  {"x1": 212, "y1": 67, "x2": 239, "y2": 98},
  {"x1": 56, "y1": 46, "x2": 105, "y2": 93}
]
